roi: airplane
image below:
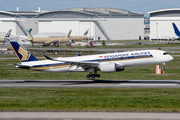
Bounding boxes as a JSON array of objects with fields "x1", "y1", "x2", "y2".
[
  {"x1": 0, "y1": 29, "x2": 32, "y2": 45},
  {"x1": 16, "y1": 28, "x2": 32, "y2": 40},
  {"x1": 0, "y1": 29, "x2": 12, "y2": 45},
  {"x1": 9, "y1": 41, "x2": 173, "y2": 78},
  {"x1": 70, "y1": 29, "x2": 89, "y2": 41},
  {"x1": 26, "y1": 30, "x2": 72, "y2": 46},
  {"x1": 172, "y1": 23, "x2": 180, "y2": 40}
]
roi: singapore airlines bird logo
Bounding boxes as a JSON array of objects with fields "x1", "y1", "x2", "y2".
[{"x1": 18, "y1": 46, "x2": 30, "y2": 61}]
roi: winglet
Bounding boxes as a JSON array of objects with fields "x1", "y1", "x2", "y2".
[
  {"x1": 43, "y1": 54, "x2": 54, "y2": 60},
  {"x1": 76, "y1": 53, "x2": 81, "y2": 56},
  {"x1": 172, "y1": 23, "x2": 180, "y2": 37}
]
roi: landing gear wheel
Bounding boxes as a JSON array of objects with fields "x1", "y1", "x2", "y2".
[
  {"x1": 91, "y1": 74, "x2": 96, "y2": 78},
  {"x1": 96, "y1": 74, "x2": 100, "y2": 78},
  {"x1": 86, "y1": 74, "x2": 91, "y2": 78}
]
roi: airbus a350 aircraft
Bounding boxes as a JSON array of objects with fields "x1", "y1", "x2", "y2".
[
  {"x1": 26, "y1": 30, "x2": 72, "y2": 46},
  {"x1": 9, "y1": 41, "x2": 173, "y2": 78}
]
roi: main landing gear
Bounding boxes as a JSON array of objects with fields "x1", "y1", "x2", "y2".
[{"x1": 86, "y1": 74, "x2": 100, "y2": 78}]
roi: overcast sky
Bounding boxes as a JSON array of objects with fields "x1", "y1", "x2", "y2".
[{"x1": 0, "y1": 0, "x2": 180, "y2": 16}]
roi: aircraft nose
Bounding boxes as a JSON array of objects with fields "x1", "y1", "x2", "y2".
[{"x1": 169, "y1": 55, "x2": 173, "y2": 61}]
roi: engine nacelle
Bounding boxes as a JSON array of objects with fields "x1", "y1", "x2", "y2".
[
  {"x1": 116, "y1": 66, "x2": 125, "y2": 72},
  {"x1": 100, "y1": 63, "x2": 125, "y2": 73}
]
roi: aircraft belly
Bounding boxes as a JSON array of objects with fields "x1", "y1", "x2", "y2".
[
  {"x1": 44, "y1": 67, "x2": 85, "y2": 72},
  {"x1": 44, "y1": 67, "x2": 69, "y2": 73},
  {"x1": 30, "y1": 64, "x2": 70, "y2": 72}
]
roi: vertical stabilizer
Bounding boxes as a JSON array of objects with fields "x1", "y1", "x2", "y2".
[
  {"x1": 5, "y1": 29, "x2": 12, "y2": 38},
  {"x1": 4, "y1": 29, "x2": 12, "y2": 45},
  {"x1": 84, "y1": 29, "x2": 89, "y2": 36},
  {"x1": 10, "y1": 41, "x2": 38, "y2": 62},
  {"x1": 66, "y1": 30, "x2": 72, "y2": 38},
  {"x1": 25, "y1": 30, "x2": 33, "y2": 41},
  {"x1": 28, "y1": 28, "x2": 32, "y2": 35},
  {"x1": 172, "y1": 23, "x2": 180, "y2": 37}
]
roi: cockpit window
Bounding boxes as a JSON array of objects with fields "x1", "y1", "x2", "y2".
[{"x1": 163, "y1": 53, "x2": 168, "y2": 55}]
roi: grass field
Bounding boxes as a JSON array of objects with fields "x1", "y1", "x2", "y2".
[{"x1": 0, "y1": 88, "x2": 180, "y2": 112}]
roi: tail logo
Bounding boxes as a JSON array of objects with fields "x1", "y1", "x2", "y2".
[
  {"x1": 5, "y1": 29, "x2": 12, "y2": 37},
  {"x1": 67, "y1": 30, "x2": 72, "y2": 38},
  {"x1": 18, "y1": 46, "x2": 30, "y2": 61}
]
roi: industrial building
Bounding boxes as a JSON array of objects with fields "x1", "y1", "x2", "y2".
[
  {"x1": 0, "y1": 8, "x2": 144, "y2": 41},
  {"x1": 144, "y1": 17, "x2": 150, "y2": 39},
  {"x1": 148, "y1": 8, "x2": 180, "y2": 41}
]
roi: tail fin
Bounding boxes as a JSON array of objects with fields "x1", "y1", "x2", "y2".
[
  {"x1": 25, "y1": 30, "x2": 33, "y2": 41},
  {"x1": 25, "y1": 28, "x2": 32, "y2": 36},
  {"x1": 5, "y1": 29, "x2": 12, "y2": 38},
  {"x1": 9, "y1": 41, "x2": 38, "y2": 62},
  {"x1": 172, "y1": 23, "x2": 180, "y2": 37},
  {"x1": 66, "y1": 30, "x2": 72, "y2": 38},
  {"x1": 3, "y1": 29, "x2": 12, "y2": 44},
  {"x1": 84, "y1": 29, "x2": 89, "y2": 36}
]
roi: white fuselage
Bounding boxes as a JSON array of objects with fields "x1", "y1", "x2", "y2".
[{"x1": 18, "y1": 50, "x2": 173, "y2": 73}]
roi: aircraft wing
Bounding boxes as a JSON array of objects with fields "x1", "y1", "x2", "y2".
[
  {"x1": 57, "y1": 60, "x2": 99, "y2": 66},
  {"x1": 43, "y1": 55, "x2": 100, "y2": 71},
  {"x1": 44, "y1": 55, "x2": 99, "y2": 66}
]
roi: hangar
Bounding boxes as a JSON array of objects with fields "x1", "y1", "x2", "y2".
[
  {"x1": 0, "y1": 8, "x2": 144, "y2": 41},
  {"x1": 148, "y1": 8, "x2": 180, "y2": 41}
]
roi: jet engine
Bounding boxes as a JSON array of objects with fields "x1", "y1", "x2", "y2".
[{"x1": 100, "y1": 63, "x2": 125, "y2": 73}]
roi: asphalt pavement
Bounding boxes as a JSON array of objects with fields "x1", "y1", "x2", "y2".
[
  {"x1": 0, "y1": 112, "x2": 180, "y2": 120},
  {"x1": 0, "y1": 79, "x2": 180, "y2": 88}
]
